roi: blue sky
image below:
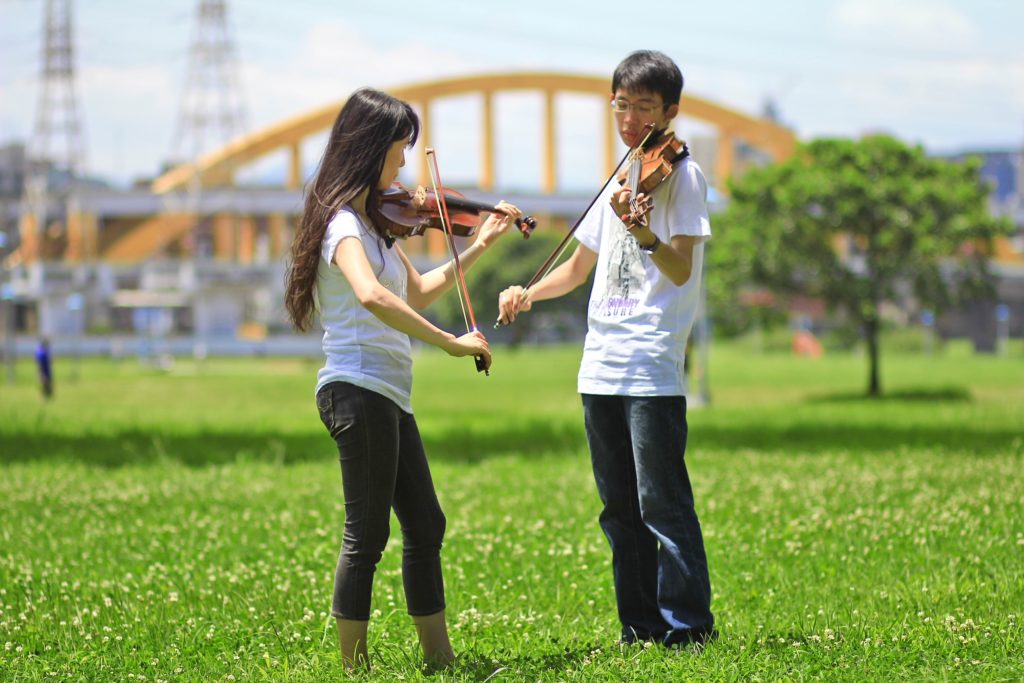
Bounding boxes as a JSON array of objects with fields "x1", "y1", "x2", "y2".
[{"x1": 1, "y1": 0, "x2": 1022, "y2": 188}]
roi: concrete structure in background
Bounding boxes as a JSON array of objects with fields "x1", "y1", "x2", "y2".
[
  {"x1": 3, "y1": 71, "x2": 1020, "y2": 354},
  {"x1": 1, "y1": 71, "x2": 793, "y2": 345}
]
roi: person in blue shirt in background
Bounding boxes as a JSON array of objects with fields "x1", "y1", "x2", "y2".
[{"x1": 35, "y1": 337, "x2": 53, "y2": 399}]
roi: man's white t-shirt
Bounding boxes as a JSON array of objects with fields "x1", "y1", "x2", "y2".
[
  {"x1": 315, "y1": 207, "x2": 414, "y2": 413},
  {"x1": 573, "y1": 156, "x2": 712, "y2": 397}
]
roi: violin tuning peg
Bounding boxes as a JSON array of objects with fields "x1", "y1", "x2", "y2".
[{"x1": 515, "y1": 215, "x2": 537, "y2": 238}]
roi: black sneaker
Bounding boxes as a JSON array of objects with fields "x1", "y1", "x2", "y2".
[{"x1": 662, "y1": 628, "x2": 719, "y2": 649}]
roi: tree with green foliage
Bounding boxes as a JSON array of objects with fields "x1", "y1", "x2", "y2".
[
  {"x1": 428, "y1": 229, "x2": 593, "y2": 347},
  {"x1": 709, "y1": 135, "x2": 1012, "y2": 396}
]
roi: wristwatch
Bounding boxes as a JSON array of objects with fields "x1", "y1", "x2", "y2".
[{"x1": 639, "y1": 236, "x2": 660, "y2": 254}]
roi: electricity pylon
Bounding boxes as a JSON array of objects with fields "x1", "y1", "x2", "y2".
[
  {"x1": 165, "y1": 0, "x2": 248, "y2": 259},
  {"x1": 17, "y1": 0, "x2": 87, "y2": 264}
]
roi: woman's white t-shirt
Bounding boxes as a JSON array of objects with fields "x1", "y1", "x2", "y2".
[
  {"x1": 315, "y1": 207, "x2": 414, "y2": 413},
  {"x1": 573, "y1": 157, "x2": 712, "y2": 397}
]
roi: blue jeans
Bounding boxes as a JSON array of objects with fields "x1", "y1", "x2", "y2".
[
  {"x1": 316, "y1": 381, "x2": 447, "y2": 621},
  {"x1": 582, "y1": 394, "x2": 714, "y2": 645}
]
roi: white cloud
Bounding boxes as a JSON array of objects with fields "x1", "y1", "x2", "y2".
[
  {"x1": 797, "y1": 1, "x2": 1022, "y2": 149},
  {"x1": 242, "y1": 21, "x2": 481, "y2": 129},
  {"x1": 7, "y1": 20, "x2": 488, "y2": 183},
  {"x1": 232, "y1": 22, "x2": 607, "y2": 190},
  {"x1": 78, "y1": 64, "x2": 180, "y2": 180},
  {"x1": 684, "y1": 66, "x2": 772, "y2": 120},
  {"x1": 0, "y1": 77, "x2": 36, "y2": 143},
  {"x1": 7, "y1": 6, "x2": 1019, "y2": 187},
  {"x1": 791, "y1": 51, "x2": 1024, "y2": 150},
  {"x1": 833, "y1": 0, "x2": 978, "y2": 50}
]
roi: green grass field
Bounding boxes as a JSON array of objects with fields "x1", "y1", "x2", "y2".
[{"x1": 1, "y1": 343, "x2": 1022, "y2": 681}]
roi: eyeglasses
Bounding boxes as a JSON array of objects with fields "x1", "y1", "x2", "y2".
[{"x1": 610, "y1": 99, "x2": 669, "y2": 115}]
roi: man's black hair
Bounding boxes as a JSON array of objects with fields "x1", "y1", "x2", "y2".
[{"x1": 612, "y1": 50, "x2": 684, "y2": 105}]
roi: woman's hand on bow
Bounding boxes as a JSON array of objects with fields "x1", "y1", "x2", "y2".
[{"x1": 443, "y1": 330, "x2": 492, "y2": 370}]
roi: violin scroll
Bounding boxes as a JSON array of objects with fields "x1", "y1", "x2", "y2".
[{"x1": 517, "y1": 215, "x2": 538, "y2": 238}]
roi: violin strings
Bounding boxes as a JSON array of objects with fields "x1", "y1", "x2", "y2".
[
  {"x1": 627, "y1": 124, "x2": 656, "y2": 224},
  {"x1": 628, "y1": 150, "x2": 641, "y2": 216}
]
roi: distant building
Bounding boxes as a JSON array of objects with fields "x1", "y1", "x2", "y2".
[
  {"x1": 935, "y1": 147, "x2": 1024, "y2": 350},
  {"x1": 0, "y1": 143, "x2": 27, "y2": 199},
  {"x1": 940, "y1": 148, "x2": 1023, "y2": 220}
]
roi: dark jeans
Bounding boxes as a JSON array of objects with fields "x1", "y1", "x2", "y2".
[
  {"x1": 316, "y1": 381, "x2": 447, "y2": 621},
  {"x1": 582, "y1": 394, "x2": 714, "y2": 646}
]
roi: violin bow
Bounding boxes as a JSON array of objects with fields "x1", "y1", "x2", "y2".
[
  {"x1": 494, "y1": 123, "x2": 656, "y2": 328},
  {"x1": 425, "y1": 148, "x2": 489, "y2": 375}
]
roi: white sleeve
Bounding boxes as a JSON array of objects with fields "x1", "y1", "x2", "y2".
[
  {"x1": 668, "y1": 159, "x2": 712, "y2": 242},
  {"x1": 321, "y1": 210, "x2": 363, "y2": 268},
  {"x1": 573, "y1": 185, "x2": 615, "y2": 253}
]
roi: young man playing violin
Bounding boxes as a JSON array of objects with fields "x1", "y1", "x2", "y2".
[{"x1": 497, "y1": 50, "x2": 715, "y2": 648}]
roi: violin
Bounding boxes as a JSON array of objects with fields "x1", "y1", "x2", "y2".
[
  {"x1": 368, "y1": 183, "x2": 537, "y2": 240},
  {"x1": 616, "y1": 125, "x2": 688, "y2": 227},
  {"x1": 494, "y1": 125, "x2": 687, "y2": 329}
]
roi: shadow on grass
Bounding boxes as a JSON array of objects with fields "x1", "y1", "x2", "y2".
[
  {"x1": 0, "y1": 418, "x2": 587, "y2": 468},
  {"x1": 449, "y1": 636, "x2": 718, "y2": 680},
  {"x1": 2, "y1": 409, "x2": 1020, "y2": 468},
  {"x1": 808, "y1": 386, "x2": 973, "y2": 403},
  {"x1": 690, "y1": 422, "x2": 1021, "y2": 455},
  {"x1": 447, "y1": 642, "x2": 603, "y2": 681}
]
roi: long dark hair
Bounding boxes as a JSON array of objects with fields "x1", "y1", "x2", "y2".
[{"x1": 285, "y1": 88, "x2": 419, "y2": 331}]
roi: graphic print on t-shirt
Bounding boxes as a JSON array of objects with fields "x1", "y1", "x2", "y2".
[{"x1": 593, "y1": 228, "x2": 645, "y2": 318}]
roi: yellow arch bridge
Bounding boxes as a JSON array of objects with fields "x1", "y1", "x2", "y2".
[{"x1": 19, "y1": 71, "x2": 799, "y2": 264}]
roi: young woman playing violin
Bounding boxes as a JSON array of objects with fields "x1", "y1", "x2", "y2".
[
  {"x1": 498, "y1": 51, "x2": 716, "y2": 649},
  {"x1": 284, "y1": 87, "x2": 522, "y2": 670}
]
